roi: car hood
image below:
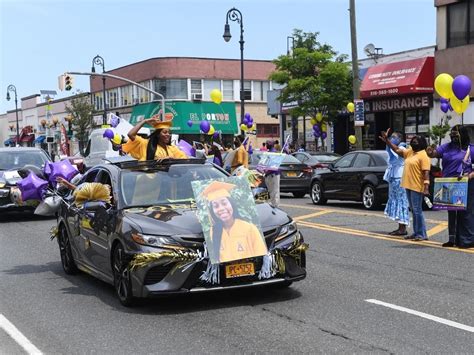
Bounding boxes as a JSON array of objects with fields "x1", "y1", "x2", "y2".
[
  {"x1": 122, "y1": 203, "x2": 291, "y2": 239},
  {"x1": 0, "y1": 170, "x2": 22, "y2": 186}
]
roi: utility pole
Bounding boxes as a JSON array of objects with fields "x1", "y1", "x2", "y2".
[{"x1": 349, "y1": 0, "x2": 363, "y2": 149}]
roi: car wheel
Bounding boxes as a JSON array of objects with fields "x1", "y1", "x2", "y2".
[
  {"x1": 112, "y1": 244, "x2": 135, "y2": 307},
  {"x1": 362, "y1": 184, "x2": 380, "y2": 210},
  {"x1": 58, "y1": 226, "x2": 78, "y2": 275},
  {"x1": 292, "y1": 192, "x2": 306, "y2": 198},
  {"x1": 311, "y1": 182, "x2": 327, "y2": 205}
]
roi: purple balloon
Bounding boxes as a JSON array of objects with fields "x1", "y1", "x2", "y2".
[
  {"x1": 452, "y1": 75, "x2": 472, "y2": 101},
  {"x1": 248, "y1": 143, "x2": 253, "y2": 155},
  {"x1": 177, "y1": 140, "x2": 195, "y2": 157},
  {"x1": 110, "y1": 116, "x2": 120, "y2": 128},
  {"x1": 187, "y1": 120, "x2": 193, "y2": 128},
  {"x1": 440, "y1": 97, "x2": 449, "y2": 104},
  {"x1": 103, "y1": 129, "x2": 114, "y2": 139},
  {"x1": 17, "y1": 172, "x2": 49, "y2": 201},
  {"x1": 321, "y1": 132, "x2": 327, "y2": 139},
  {"x1": 200, "y1": 121, "x2": 210, "y2": 133},
  {"x1": 44, "y1": 162, "x2": 52, "y2": 176},
  {"x1": 247, "y1": 118, "x2": 253, "y2": 125},
  {"x1": 213, "y1": 131, "x2": 220, "y2": 140},
  {"x1": 246, "y1": 122, "x2": 253, "y2": 129},
  {"x1": 440, "y1": 102, "x2": 449, "y2": 113},
  {"x1": 242, "y1": 117, "x2": 249, "y2": 125},
  {"x1": 313, "y1": 131, "x2": 321, "y2": 138},
  {"x1": 244, "y1": 113, "x2": 251, "y2": 120},
  {"x1": 49, "y1": 159, "x2": 79, "y2": 185},
  {"x1": 313, "y1": 124, "x2": 320, "y2": 131}
]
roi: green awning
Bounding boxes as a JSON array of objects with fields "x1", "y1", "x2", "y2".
[{"x1": 129, "y1": 101, "x2": 238, "y2": 135}]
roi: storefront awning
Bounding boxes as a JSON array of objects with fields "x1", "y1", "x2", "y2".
[
  {"x1": 33, "y1": 135, "x2": 46, "y2": 144},
  {"x1": 129, "y1": 101, "x2": 239, "y2": 135},
  {"x1": 360, "y1": 57, "x2": 434, "y2": 99},
  {"x1": 20, "y1": 134, "x2": 35, "y2": 143}
]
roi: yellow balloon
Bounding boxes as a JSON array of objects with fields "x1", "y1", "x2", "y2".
[
  {"x1": 321, "y1": 123, "x2": 327, "y2": 132},
  {"x1": 347, "y1": 102, "x2": 355, "y2": 113},
  {"x1": 240, "y1": 124, "x2": 248, "y2": 131},
  {"x1": 208, "y1": 125, "x2": 215, "y2": 135},
  {"x1": 112, "y1": 133, "x2": 122, "y2": 145},
  {"x1": 348, "y1": 135, "x2": 356, "y2": 145},
  {"x1": 210, "y1": 89, "x2": 222, "y2": 104},
  {"x1": 434, "y1": 73, "x2": 454, "y2": 99},
  {"x1": 251, "y1": 124, "x2": 257, "y2": 131},
  {"x1": 310, "y1": 118, "x2": 317, "y2": 126},
  {"x1": 450, "y1": 95, "x2": 470, "y2": 114},
  {"x1": 316, "y1": 112, "x2": 323, "y2": 122}
]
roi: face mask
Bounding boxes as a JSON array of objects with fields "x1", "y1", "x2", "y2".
[
  {"x1": 390, "y1": 137, "x2": 400, "y2": 146},
  {"x1": 451, "y1": 135, "x2": 460, "y2": 144},
  {"x1": 410, "y1": 141, "x2": 420, "y2": 151}
]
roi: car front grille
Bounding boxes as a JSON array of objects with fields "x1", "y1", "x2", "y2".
[{"x1": 143, "y1": 264, "x2": 175, "y2": 285}]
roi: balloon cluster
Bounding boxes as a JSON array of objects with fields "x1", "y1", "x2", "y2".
[
  {"x1": 241, "y1": 113, "x2": 255, "y2": 132},
  {"x1": 310, "y1": 113, "x2": 327, "y2": 139},
  {"x1": 103, "y1": 129, "x2": 123, "y2": 146},
  {"x1": 435, "y1": 73, "x2": 471, "y2": 114}
]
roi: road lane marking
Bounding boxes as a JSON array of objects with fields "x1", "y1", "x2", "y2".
[
  {"x1": 366, "y1": 299, "x2": 474, "y2": 333},
  {"x1": 297, "y1": 220, "x2": 474, "y2": 254},
  {"x1": 0, "y1": 314, "x2": 43, "y2": 355},
  {"x1": 293, "y1": 210, "x2": 333, "y2": 221},
  {"x1": 281, "y1": 203, "x2": 446, "y2": 224},
  {"x1": 427, "y1": 223, "x2": 448, "y2": 237}
]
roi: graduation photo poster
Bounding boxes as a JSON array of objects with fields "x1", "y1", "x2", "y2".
[
  {"x1": 257, "y1": 152, "x2": 285, "y2": 172},
  {"x1": 191, "y1": 177, "x2": 268, "y2": 264}
]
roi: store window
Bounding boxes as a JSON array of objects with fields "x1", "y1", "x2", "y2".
[
  {"x1": 392, "y1": 111, "x2": 404, "y2": 134},
  {"x1": 203, "y1": 80, "x2": 221, "y2": 101},
  {"x1": 253, "y1": 81, "x2": 269, "y2": 102},
  {"x1": 93, "y1": 93, "x2": 103, "y2": 110},
  {"x1": 447, "y1": 1, "x2": 471, "y2": 47},
  {"x1": 243, "y1": 81, "x2": 252, "y2": 100},
  {"x1": 154, "y1": 79, "x2": 187, "y2": 99},
  {"x1": 256, "y1": 124, "x2": 279, "y2": 137},
  {"x1": 138, "y1": 81, "x2": 151, "y2": 103},
  {"x1": 191, "y1": 80, "x2": 202, "y2": 95},
  {"x1": 222, "y1": 80, "x2": 234, "y2": 100},
  {"x1": 107, "y1": 89, "x2": 119, "y2": 109}
]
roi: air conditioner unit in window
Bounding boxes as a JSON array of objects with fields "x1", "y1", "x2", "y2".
[{"x1": 192, "y1": 93, "x2": 203, "y2": 101}]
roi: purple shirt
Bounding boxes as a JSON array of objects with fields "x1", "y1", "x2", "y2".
[{"x1": 437, "y1": 143, "x2": 472, "y2": 177}]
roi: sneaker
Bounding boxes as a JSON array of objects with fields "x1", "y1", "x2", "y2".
[
  {"x1": 414, "y1": 236, "x2": 429, "y2": 241},
  {"x1": 442, "y1": 241, "x2": 454, "y2": 247},
  {"x1": 404, "y1": 235, "x2": 415, "y2": 240}
]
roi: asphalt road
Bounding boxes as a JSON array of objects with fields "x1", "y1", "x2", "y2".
[{"x1": 1, "y1": 196, "x2": 473, "y2": 354}]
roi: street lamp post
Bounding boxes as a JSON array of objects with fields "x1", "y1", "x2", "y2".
[
  {"x1": 6, "y1": 85, "x2": 20, "y2": 146},
  {"x1": 91, "y1": 55, "x2": 107, "y2": 125},
  {"x1": 223, "y1": 7, "x2": 245, "y2": 128}
]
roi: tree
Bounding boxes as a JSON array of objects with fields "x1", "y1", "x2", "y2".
[
  {"x1": 427, "y1": 114, "x2": 451, "y2": 166},
  {"x1": 65, "y1": 91, "x2": 94, "y2": 155},
  {"x1": 269, "y1": 29, "x2": 353, "y2": 149}
]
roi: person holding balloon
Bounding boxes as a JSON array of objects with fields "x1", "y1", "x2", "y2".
[
  {"x1": 380, "y1": 129, "x2": 431, "y2": 241},
  {"x1": 426, "y1": 125, "x2": 474, "y2": 248},
  {"x1": 122, "y1": 115, "x2": 186, "y2": 161}
]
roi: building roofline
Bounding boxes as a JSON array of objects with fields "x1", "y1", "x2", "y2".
[
  {"x1": 359, "y1": 45, "x2": 436, "y2": 61},
  {"x1": 21, "y1": 94, "x2": 41, "y2": 101},
  {"x1": 36, "y1": 92, "x2": 90, "y2": 107},
  {"x1": 108, "y1": 56, "x2": 274, "y2": 72}
]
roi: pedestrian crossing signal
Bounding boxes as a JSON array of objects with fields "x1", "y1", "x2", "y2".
[{"x1": 64, "y1": 75, "x2": 74, "y2": 91}]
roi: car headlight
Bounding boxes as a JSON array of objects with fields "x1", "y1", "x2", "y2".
[
  {"x1": 275, "y1": 221, "x2": 298, "y2": 242},
  {"x1": 131, "y1": 233, "x2": 184, "y2": 250},
  {"x1": 0, "y1": 178, "x2": 6, "y2": 188}
]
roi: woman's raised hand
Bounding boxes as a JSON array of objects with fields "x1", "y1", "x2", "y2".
[
  {"x1": 145, "y1": 115, "x2": 161, "y2": 127},
  {"x1": 378, "y1": 128, "x2": 392, "y2": 143}
]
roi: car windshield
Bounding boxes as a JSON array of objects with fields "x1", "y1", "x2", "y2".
[
  {"x1": 311, "y1": 154, "x2": 340, "y2": 163},
  {"x1": 120, "y1": 164, "x2": 227, "y2": 207},
  {"x1": 0, "y1": 151, "x2": 49, "y2": 170}
]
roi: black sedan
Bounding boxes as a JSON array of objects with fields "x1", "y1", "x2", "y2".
[
  {"x1": 0, "y1": 147, "x2": 51, "y2": 211},
  {"x1": 292, "y1": 152, "x2": 340, "y2": 169},
  {"x1": 56, "y1": 159, "x2": 307, "y2": 306},
  {"x1": 310, "y1": 150, "x2": 389, "y2": 210},
  {"x1": 250, "y1": 152, "x2": 313, "y2": 198}
]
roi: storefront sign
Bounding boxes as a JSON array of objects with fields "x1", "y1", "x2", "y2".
[
  {"x1": 129, "y1": 101, "x2": 238, "y2": 134},
  {"x1": 360, "y1": 57, "x2": 434, "y2": 99},
  {"x1": 354, "y1": 99, "x2": 365, "y2": 127},
  {"x1": 364, "y1": 95, "x2": 432, "y2": 113}
]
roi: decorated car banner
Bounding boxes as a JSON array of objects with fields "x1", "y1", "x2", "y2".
[
  {"x1": 432, "y1": 177, "x2": 468, "y2": 211},
  {"x1": 191, "y1": 177, "x2": 267, "y2": 265}
]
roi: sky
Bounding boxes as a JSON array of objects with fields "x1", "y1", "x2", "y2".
[{"x1": 0, "y1": 0, "x2": 436, "y2": 113}]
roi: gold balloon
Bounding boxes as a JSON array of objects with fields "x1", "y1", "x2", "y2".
[
  {"x1": 210, "y1": 89, "x2": 222, "y2": 104},
  {"x1": 434, "y1": 73, "x2": 454, "y2": 99},
  {"x1": 240, "y1": 124, "x2": 248, "y2": 131},
  {"x1": 310, "y1": 118, "x2": 317, "y2": 126},
  {"x1": 348, "y1": 135, "x2": 356, "y2": 145},
  {"x1": 208, "y1": 125, "x2": 215, "y2": 135},
  {"x1": 450, "y1": 95, "x2": 470, "y2": 114},
  {"x1": 316, "y1": 113, "x2": 323, "y2": 122},
  {"x1": 347, "y1": 102, "x2": 355, "y2": 113}
]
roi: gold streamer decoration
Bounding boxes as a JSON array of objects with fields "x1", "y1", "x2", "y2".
[
  {"x1": 50, "y1": 226, "x2": 59, "y2": 240},
  {"x1": 129, "y1": 249, "x2": 199, "y2": 271},
  {"x1": 273, "y1": 234, "x2": 309, "y2": 274},
  {"x1": 73, "y1": 183, "x2": 111, "y2": 207}
]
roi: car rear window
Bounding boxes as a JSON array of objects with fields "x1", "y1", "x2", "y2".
[
  {"x1": 0, "y1": 151, "x2": 49, "y2": 170},
  {"x1": 312, "y1": 154, "x2": 340, "y2": 163}
]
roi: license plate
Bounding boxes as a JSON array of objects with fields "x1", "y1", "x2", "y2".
[
  {"x1": 286, "y1": 171, "x2": 297, "y2": 177},
  {"x1": 225, "y1": 262, "x2": 255, "y2": 278}
]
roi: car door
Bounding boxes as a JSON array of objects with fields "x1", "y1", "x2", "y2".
[
  {"x1": 323, "y1": 153, "x2": 356, "y2": 199},
  {"x1": 347, "y1": 153, "x2": 373, "y2": 199},
  {"x1": 82, "y1": 169, "x2": 115, "y2": 275}
]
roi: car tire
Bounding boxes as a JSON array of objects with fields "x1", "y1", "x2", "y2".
[
  {"x1": 292, "y1": 192, "x2": 306, "y2": 198},
  {"x1": 58, "y1": 226, "x2": 79, "y2": 275},
  {"x1": 112, "y1": 244, "x2": 135, "y2": 307},
  {"x1": 311, "y1": 182, "x2": 327, "y2": 205},
  {"x1": 362, "y1": 184, "x2": 380, "y2": 210}
]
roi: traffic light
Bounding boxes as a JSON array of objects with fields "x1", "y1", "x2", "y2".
[{"x1": 64, "y1": 75, "x2": 74, "y2": 91}]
